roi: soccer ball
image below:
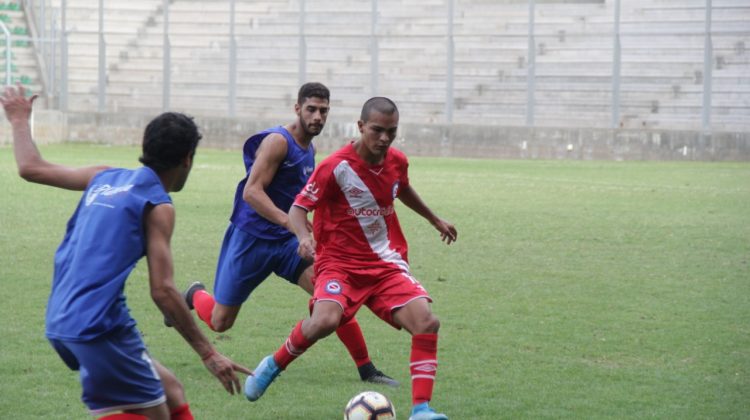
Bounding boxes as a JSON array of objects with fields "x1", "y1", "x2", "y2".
[{"x1": 343, "y1": 391, "x2": 396, "y2": 419}]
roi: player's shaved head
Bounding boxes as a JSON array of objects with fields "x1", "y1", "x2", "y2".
[{"x1": 360, "y1": 97, "x2": 399, "y2": 122}]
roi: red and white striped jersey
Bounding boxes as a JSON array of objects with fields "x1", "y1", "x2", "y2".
[{"x1": 293, "y1": 142, "x2": 411, "y2": 272}]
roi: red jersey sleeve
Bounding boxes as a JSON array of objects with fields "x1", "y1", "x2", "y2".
[
  {"x1": 293, "y1": 158, "x2": 336, "y2": 211},
  {"x1": 391, "y1": 147, "x2": 410, "y2": 195}
]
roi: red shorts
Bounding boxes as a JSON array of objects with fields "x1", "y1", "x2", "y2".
[{"x1": 310, "y1": 264, "x2": 432, "y2": 329}]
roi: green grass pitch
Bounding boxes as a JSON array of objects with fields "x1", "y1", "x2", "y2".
[{"x1": 1, "y1": 144, "x2": 748, "y2": 419}]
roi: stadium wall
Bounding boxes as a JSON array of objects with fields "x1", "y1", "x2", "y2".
[{"x1": 2, "y1": 110, "x2": 749, "y2": 161}]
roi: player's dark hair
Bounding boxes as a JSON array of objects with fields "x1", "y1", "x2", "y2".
[
  {"x1": 139, "y1": 112, "x2": 202, "y2": 173},
  {"x1": 297, "y1": 82, "x2": 330, "y2": 105},
  {"x1": 360, "y1": 97, "x2": 399, "y2": 122}
]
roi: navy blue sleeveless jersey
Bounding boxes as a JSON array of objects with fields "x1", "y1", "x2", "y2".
[
  {"x1": 229, "y1": 126, "x2": 315, "y2": 240},
  {"x1": 45, "y1": 167, "x2": 171, "y2": 341}
]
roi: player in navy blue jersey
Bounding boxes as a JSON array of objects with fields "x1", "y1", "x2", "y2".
[
  {"x1": 176, "y1": 83, "x2": 397, "y2": 386},
  {"x1": 2, "y1": 85, "x2": 250, "y2": 420}
]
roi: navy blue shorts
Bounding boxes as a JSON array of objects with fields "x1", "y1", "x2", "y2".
[
  {"x1": 48, "y1": 325, "x2": 165, "y2": 416},
  {"x1": 213, "y1": 224, "x2": 311, "y2": 306}
]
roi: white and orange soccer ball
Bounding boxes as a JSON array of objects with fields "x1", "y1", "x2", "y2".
[{"x1": 343, "y1": 391, "x2": 396, "y2": 420}]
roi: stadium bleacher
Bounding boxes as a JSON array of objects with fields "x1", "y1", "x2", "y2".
[
  {"x1": 0, "y1": 2, "x2": 42, "y2": 97},
  {"x1": 5, "y1": 0, "x2": 749, "y2": 132}
]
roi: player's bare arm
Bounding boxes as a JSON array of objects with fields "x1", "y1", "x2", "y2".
[
  {"x1": 398, "y1": 184, "x2": 457, "y2": 244},
  {"x1": 243, "y1": 133, "x2": 292, "y2": 229},
  {"x1": 289, "y1": 205, "x2": 316, "y2": 261},
  {"x1": 144, "y1": 203, "x2": 251, "y2": 394},
  {"x1": 1, "y1": 85, "x2": 108, "y2": 190}
]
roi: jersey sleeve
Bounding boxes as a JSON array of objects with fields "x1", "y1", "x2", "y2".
[
  {"x1": 293, "y1": 159, "x2": 336, "y2": 211},
  {"x1": 392, "y1": 149, "x2": 409, "y2": 195},
  {"x1": 400, "y1": 156, "x2": 410, "y2": 190}
]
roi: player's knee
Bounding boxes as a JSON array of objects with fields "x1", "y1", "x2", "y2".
[
  {"x1": 159, "y1": 367, "x2": 186, "y2": 405},
  {"x1": 307, "y1": 313, "x2": 341, "y2": 338},
  {"x1": 161, "y1": 371, "x2": 185, "y2": 406},
  {"x1": 415, "y1": 313, "x2": 440, "y2": 334},
  {"x1": 314, "y1": 317, "x2": 340, "y2": 336},
  {"x1": 429, "y1": 315, "x2": 441, "y2": 333},
  {"x1": 211, "y1": 315, "x2": 235, "y2": 332}
]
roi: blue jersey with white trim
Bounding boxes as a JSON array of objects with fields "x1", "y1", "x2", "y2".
[
  {"x1": 45, "y1": 167, "x2": 171, "y2": 341},
  {"x1": 229, "y1": 126, "x2": 315, "y2": 240}
]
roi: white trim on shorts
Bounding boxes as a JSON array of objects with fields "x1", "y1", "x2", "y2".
[
  {"x1": 314, "y1": 297, "x2": 345, "y2": 313},
  {"x1": 390, "y1": 295, "x2": 431, "y2": 313},
  {"x1": 89, "y1": 395, "x2": 167, "y2": 416}
]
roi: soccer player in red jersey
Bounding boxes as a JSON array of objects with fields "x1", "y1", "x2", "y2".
[
  {"x1": 244, "y1": 97, "x2": 457, "y2": 420},
  {"x1": 167, "y1": 83, "x2": 396, "y2": 386}
]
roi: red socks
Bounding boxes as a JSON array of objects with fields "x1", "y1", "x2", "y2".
[
  {"x1": 97, "y1": 403, "x2": 193, "y2": 420},
  {"x1": 335, "y1": 317, "x2": 372, "y2": 367},
  {"x1": 273, "y1": 321, "x2": 315, "y2": 369},
  {"x1": 98, "y1": 414, "x2": 147, "y2": 420},
  {"x1": 169, "y1": 403, "x2": 194, "y2": 420},
  {"x1": 410, "y1": 333, "x2": 439, "y2": 405},
  {"x1": 192, "y1": 290, "x2": 216, "y2": 331}
]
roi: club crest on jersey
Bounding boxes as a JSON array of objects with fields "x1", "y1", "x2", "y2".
[
  {"x1": 392, "y1": 181, "x2": 400, "y2": 199},
  {"x1": 325, "y1": 280, "x2": 342, "y2": 295},
  {"x1": 303, "y1": 166, "x2": 314, "y2": 176},
  {"x1": 365, "y1": 221, "x2": 383, "y2": 236}
]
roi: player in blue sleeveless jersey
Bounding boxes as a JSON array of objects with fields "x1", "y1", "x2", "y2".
[
  {"x1": 175, "y1": 83, "x2": 397, "y2": 386},
  {"x1": 2, "y1": 85, "x2": 250, "y2": 420}
]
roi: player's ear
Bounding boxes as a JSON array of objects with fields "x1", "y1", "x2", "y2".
[
  {"x1": 357, "y1": 120, "x2": 364, "y2": 133},
  {"x1": 294, "y1": 102, "x2": 301, "y2": 116},
  {"x1": 182, "y1": 153, "x2": 193, "y2": 169}
]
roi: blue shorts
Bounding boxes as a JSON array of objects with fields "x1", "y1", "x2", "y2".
[
  {"x1": 48, "y1": 325, "x2": 165, "y2": 416},
  {"x1": 213, "y1": 223, "x2": 310, "y2": 306}
]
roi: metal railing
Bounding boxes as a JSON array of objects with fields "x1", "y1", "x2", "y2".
[
  {"x1": 0, "y1": 21, "x2": 11, "y2": 86},
  {"x1": 9, "y1": 0, "x2": 750, "y2": 132}
]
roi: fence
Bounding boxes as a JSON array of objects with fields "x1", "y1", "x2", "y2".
[{"x1": 4, "y1": 0, "x2": 749, "y2": 132}]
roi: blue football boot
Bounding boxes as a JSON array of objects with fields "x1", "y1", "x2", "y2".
[
  {"x1": 244, "y1": 355, "x2": 282, "y2": 401},
  {"x1": 409, "y1": 402, "x2": 449, "y2": 420}
]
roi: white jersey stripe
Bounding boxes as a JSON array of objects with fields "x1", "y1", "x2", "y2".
[{"x1": 333, "y1": 160, "x2": 410, "y2": 272}]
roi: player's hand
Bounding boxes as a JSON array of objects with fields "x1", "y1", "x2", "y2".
[
  {"x1": 202, "y1": 351, "x2": 253, "y2": 395},
  {"x1": 432, "y1": 218, "x2": 457, "y2": 245},
  {"x1": 298, "y1": 236, "x2": 316, "y2": 261},
  {"x1": 0, "y1": 84, "x2": 38, "y2": 124}
]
